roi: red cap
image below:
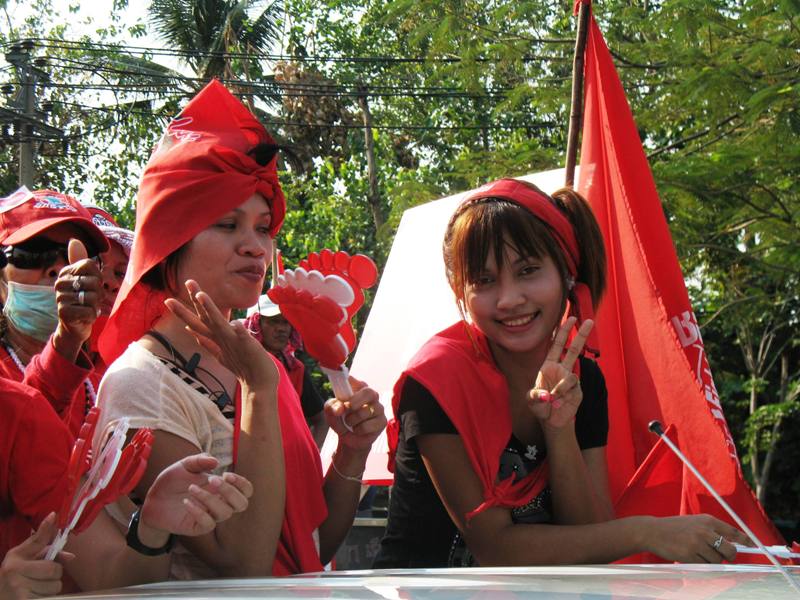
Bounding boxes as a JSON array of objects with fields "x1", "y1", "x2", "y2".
[
  {"x1": 84, "y1": 205, "x2": 134, "y2": 257},
  {"x1": 99, "y1": 79, "x2": 286, "y2": 365},
  {"x1": 0, "y1": 187, "x2": 109, "y2": 254}
]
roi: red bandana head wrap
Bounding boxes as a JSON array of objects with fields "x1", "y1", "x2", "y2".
[
  {"x1": 99, "y1": 79, "x2": 286, "y2": 365},
  {"x1": 461, "y1": 178, "x2": 599, "y2": 356}
]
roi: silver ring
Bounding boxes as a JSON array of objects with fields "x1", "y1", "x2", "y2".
[
  {"x1": 712, "y1": 535, "x2": 724, "y2": 551},
  {"x1": 72, "y1": 276, "x2": 82, "y2": 291},
  {"x1": 77, "y1": 290, "x2": 85, "y2": 305}
]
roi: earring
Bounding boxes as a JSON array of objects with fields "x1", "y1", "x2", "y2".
[{"x1": 566, "y1": 276, "x2": 576, "y2": 290}]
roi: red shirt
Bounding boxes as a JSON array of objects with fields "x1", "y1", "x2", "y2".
[
  {"x1": 0, "y1": 379, "x2": 71, "y2": 560},
  {"x1": 0, "y1": 338, "x2": 98, "y2": 439}
]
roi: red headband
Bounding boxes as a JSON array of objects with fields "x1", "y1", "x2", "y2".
[
  {"x1": 463, "y1": 178, "x2": 580, "y2": 276},
  {"x1": 99, "y1": 80, "x2": 285, "y2": 365}
]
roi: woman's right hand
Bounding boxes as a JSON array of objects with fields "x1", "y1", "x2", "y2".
[
  {"x1": 643, "y1": 514, "x2": 751, "y2": 563},
  {"x1": 528, "y1": 317, "x2": 594, "y2": 429},
  {"x1": 0, "y1": 513, "x2": 67, "y2": 600},
  {"x1": 164, "y1": 280, "x2": 279, "y2": 392}
]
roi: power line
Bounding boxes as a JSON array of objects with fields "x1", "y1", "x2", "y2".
[
  {"x1": 44, "y1": 54, "x2": 551, "y2": 93},
  {"x1": 47, "y1": 99, "x2": 554, "y2": 133},
  {"x1": 3, "y1": 38, "x2": 573, "y2": 65}
]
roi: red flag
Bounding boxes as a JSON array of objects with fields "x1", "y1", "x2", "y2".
[{"x1": 576, "y1": 11, "x2": 783, "y2": 551}]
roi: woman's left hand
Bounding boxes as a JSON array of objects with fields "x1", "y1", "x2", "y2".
[
  {"x1": 140, "y1": 454, "x2": 253, "y2": 538},
  {"x1": 528, "y1": 317, "x2": 594, "y2": 429},
  {"x1": 325, "y1": 377, "x2": 386, "y2": 451}
]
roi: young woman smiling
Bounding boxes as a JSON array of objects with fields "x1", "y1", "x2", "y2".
[{"x1": 374, "y1": 178, "x2": 748, "y2": 568}]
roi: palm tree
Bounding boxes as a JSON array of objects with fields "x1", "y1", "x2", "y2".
[{"x1": 149, "y1": 0, "x2": 283, "y2": 101}]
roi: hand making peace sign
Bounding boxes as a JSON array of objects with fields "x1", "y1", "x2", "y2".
[{"x1": 528, "y1": 316, "x2": 594, "y2": 428}]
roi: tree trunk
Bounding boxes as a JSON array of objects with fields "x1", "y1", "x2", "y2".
[
  {"x1": 758, "y1": 352, "x2": 792, "y2": 503},
  {"x1": 357, "y1": 86, "x2": 384, "y2": 234},
  {"x1": 749, "y1": 376, "x2": 759, "y2": 481},
  {"x1": 756, "y1": 418, "x2": 782, "y2": 504}
]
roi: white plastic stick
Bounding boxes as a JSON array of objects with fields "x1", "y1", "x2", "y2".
[
  {"x1": 649, "y1": 421, "x2": 800, "y2": 593},
  {"x1": 735, "y1": 544, "x2": 800, "y2": 560},
  {"x1": 321, "y1": 365, "x2": 355, "y2": 432}
]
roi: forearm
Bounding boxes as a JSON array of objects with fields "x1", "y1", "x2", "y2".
[
  {"x1": 544, "y1": 424, "x2": 607, "y2": 524},
  {"x1": 309, "y1": 412, "x2": 329, "y2": 450},
  {"x1": 471, "y1": 516, "x2": 652, "y2": 566},
  {"x1": 318, "y1": 444, "x2": 368, "y2": 564},
  {"x1": 22, "y1": 337, "x2": 91, "y2": 416},
  {"x1": 65, "y1": 511, "x2": 170, "y2": 591},
  {"x1": 51, "y1": 326, "x2": 86, "y2": 366},
  {"x1": 204, "y1": 385, "x2": 285, "y2": 576}
]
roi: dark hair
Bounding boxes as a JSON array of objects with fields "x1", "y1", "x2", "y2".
[
  {"x1": 443, "y1": 181, "x2": 606, "y2": 312},
  {"x1": 248, "y1": 142, "x2": 300, "y2": 170},
  {"x1": 248, "y1": 143, "x2": 280, "y2": 166},
  {"x1": 140, "y1": 245, "x2": 187, "y2": 294}
]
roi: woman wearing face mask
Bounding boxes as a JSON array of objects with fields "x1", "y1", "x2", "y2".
[{"x1": 0, "y1": 188, "x2": 106, "y2": 438}]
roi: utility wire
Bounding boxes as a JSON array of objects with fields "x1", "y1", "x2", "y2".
[
  {"x1": 2, "y1": 38, "x2": 573, "y2": 65},
  {"x1": 43, "y1": 54, "x2": 550, "y2": 92},
  {"x1": 48, "y1": 99, "x2": 553, "y2": 132}
]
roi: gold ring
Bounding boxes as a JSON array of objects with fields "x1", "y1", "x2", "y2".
[{"x1": 368, "y1": 404, "x2": 375, "y2": 417}]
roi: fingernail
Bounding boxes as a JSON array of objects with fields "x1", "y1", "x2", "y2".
[
  {"x1": 537, "y1": 391, "x2": 551, "y2": 403},
  {"x1": 553, "y1": 399, "x2": 563, "y2": 409}
]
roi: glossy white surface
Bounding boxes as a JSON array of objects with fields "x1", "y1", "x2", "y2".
[{"x1": 59, "y1": 564, "x2": 800, "y2": 599}]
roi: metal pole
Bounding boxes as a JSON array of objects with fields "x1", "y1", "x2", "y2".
[
  {"x1": 17, "y1": 46, "x2": 35, "y2": 187},
  {"x1": 565, "y1": 2, "x2": 591, "y2": 188}
]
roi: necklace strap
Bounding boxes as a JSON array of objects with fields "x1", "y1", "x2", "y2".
[{"x1": 145, "y1": 330, "x2": 199, "y2": 375}]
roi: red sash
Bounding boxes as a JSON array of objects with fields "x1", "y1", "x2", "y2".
[
  {"x1": 388, "y1": 322, "x2": 548, "y2": 520},
  {"x1": 233, "y1": 355, "x2": 326, "y2": 574}
]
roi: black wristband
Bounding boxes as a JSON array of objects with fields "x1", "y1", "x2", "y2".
[{"x1": 126, "y1": 508, "x2": 174, "y2": 556}]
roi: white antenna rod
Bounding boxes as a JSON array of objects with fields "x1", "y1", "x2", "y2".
[{"x1": 648, "y1": 421, "x2": 800, "y2": 594}]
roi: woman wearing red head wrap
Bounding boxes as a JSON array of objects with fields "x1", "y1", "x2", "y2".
[
  {"x1": 374, "y1": 179, "x2": 749, "y2": 568},
  {"x1": 95, "y1": 80, "x2": 385, "y2": 579}
]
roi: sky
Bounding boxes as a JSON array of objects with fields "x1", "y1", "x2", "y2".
[{"x1": 3, "y1": 1, "x2": 188, "y2": 73}]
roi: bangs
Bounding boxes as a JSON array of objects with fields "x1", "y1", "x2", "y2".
[
  {"x1": 462, "y1": 199, "x2": 557, "y2": 283},
  {"x1": 446, "y1": 198, "x2": 567, "y2": 297}
]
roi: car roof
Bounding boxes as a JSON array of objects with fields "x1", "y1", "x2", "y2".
[{"x1": 58, "y1": 564, "x2": 800, "y2": 599}]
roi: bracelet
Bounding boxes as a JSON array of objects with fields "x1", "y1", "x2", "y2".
[
  {"x1": 126, "y1": 508, "x2": 174, "y2": 556},
  {"x1": 330, "y1": 451, "x2": 365, "y2": 484}
]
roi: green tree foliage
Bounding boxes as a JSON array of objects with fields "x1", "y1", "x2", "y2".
[{"x1": 1, "y1": 0, "x2": 797, "y2": 523}]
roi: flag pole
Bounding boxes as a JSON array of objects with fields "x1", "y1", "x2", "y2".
[{"x1": 565, "y1": 1, "x2": 592, "y2": 188}]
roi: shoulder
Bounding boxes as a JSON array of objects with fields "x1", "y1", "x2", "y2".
[
  {"x1": 1, "y1": 380, "x2": 71, "y2": 455},
  {"x1": 0, "y1": 380, "x2": 50, "y2": 423},
  {"x1": 408, "y1": 322, "x2": 482, "y2": 372},
  {"x1": 102, "y1": 342, "x2": 163, "y2": 379}
]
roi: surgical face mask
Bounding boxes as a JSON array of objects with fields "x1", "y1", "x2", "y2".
[{"x1": 3, "y1": 281, "x2": 58, "y2": 342}]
